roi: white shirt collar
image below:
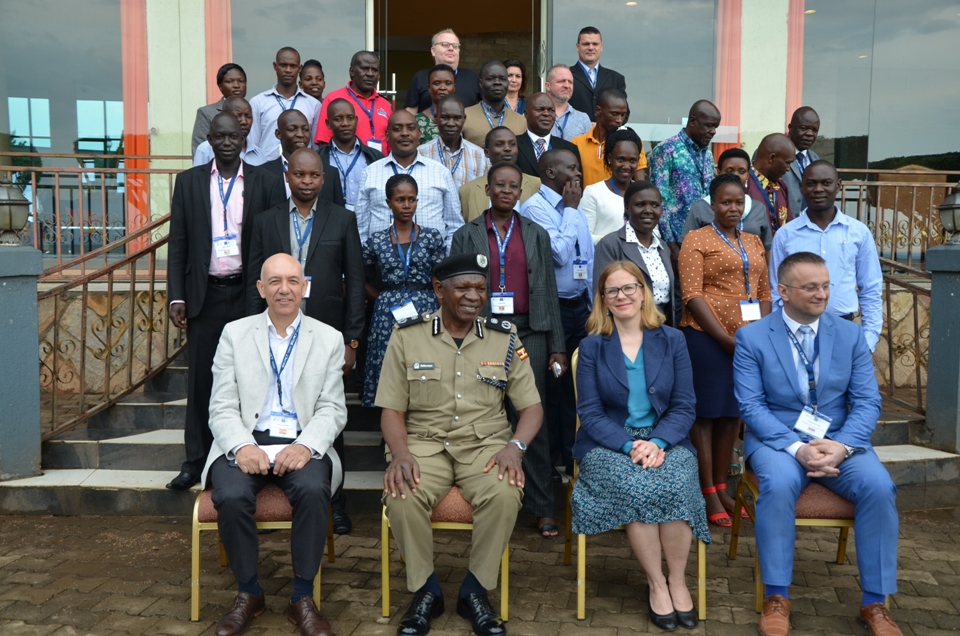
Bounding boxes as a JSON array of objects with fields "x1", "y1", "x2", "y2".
[
  {"x1": 625, "y1": 224, "x2": 661, "y2": 250},
  {"x1": 527, "y1": 130, "x2": 550, "y2": 145},
  {"x1": 266, "y1": 310, "x2": 303, "y2": 338},
  {"x1": 332, "y1": 138, "x2": 362, "y2": 155},
  {"x1": 782, "y1": 309, "x2": 819, "y2": 337}
]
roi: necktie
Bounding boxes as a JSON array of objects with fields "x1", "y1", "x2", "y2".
[
  {"x1": 796, "y1": 151, "x2": 806, "y2": 176},
  {"x1": 534, "y1": 138, "x2": 547, "y2": 158},
  {"x1": 796, "y1": 325, "x2": 814, "y2": 403}
]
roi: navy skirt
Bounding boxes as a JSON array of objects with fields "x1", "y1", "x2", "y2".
[{"x1": 682, "y1": 326, "x2": 740, "y2": 419}]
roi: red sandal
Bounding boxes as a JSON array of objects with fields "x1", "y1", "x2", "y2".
[
  {"x1": 715, "y1": 483, "x2": 749, "y2": 518},
  {"x1": 702, "y1": 486, "x2": 732, "y2": 527}
]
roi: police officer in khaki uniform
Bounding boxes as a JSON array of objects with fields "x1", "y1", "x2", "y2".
[{"x1": 376, "y1": 253, "x2": 542, "y2": 636}]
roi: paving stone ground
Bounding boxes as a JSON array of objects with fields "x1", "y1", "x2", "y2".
[{"x1": 1, "y1": 505, "x2": 959, "y2": 636}]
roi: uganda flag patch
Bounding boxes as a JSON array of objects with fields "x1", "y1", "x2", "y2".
[{"x1": 516, "y1": 347, "x2": 528, "y2": 361}]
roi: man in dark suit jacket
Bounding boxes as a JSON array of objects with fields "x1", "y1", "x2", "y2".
[
  {"x1": 516, "y1": 92, "x2": 581, "y2": 178},
  {"x1": 166, "y1": 112, "x2": 286, "y2": 490},
  {"x1": 247, "y1": 148, "x2": 365, "y2": 534},
  {"x1": 568, "y1": 27, "x2": 627, "y2": 123},
  {"x1": 450, "y1": 161, "x2": 567, "y2": 538},
  {"x1": 259, "y1": 109, "x2": 345, "y2": 207},
  {"x1": 783, "y1": 106, "x2": 821, "y2": 218},
  {"x1": 317, "y1": 98, "x2": 384, "y2": 211}
]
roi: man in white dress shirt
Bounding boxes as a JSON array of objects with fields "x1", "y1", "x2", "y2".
[{"x1": 248, "y1": 47, "x2": 322, "y2": 161}]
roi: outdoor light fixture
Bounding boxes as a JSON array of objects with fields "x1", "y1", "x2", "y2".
[
  {"x1": 0, "y1": 174, "x2": 30, "y2": 246},
  {"x1": 937, "y1": 184, "x2": 960, "y2": 245},
  {"x1": 804, "y1": 9, "x2": 816, "y2": 14}
]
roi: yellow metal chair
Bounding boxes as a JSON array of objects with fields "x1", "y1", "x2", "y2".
[
  {"x1": 728, "y1": 470, "x2": 857, "y2": 613},
  {"x1": 190, "y1": 484, "x2": 336, "y2": 621},
  {"x1": 381, "y1": 486, "x2": 509, "y2": 620},
  {"x1": 563, "y1": 348, "x2": 708, "y2": 621}
]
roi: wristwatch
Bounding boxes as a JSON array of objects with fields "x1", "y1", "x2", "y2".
[
  {"x1": 840, "y1": 443, "x2": 860, "y2": 459},
  {"x1": 508, "y1": 439, "x2": 527, "y2": 454},
  {"x1": 348, "y1": 339, "x2": 360, "y2": 349}
]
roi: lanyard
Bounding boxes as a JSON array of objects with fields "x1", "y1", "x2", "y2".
[
  {"x1": 331, "y1": 146, "x2": 363, "y2": 198},
  {"x1": 346, "y1": 87, "x2": 377, "y2": 138},
  {"x1": 391, "y1": 224, "x2": 418, "y2": 297},
  {"x1": 217, "y1": 172, "x2": 237, "y2": 233},
  {"x1": 389, "y1": 160, "x2": 416, "y2": 176},
  {"x1": 435, "y1": 138, "x2": 463, "y2": 176},
  {"x1": 606, "y1": 178, "x2": 623, "y2": 197},
  {"x1": 711, "y1": 223, "x2": 752, "y2": 299},
  {"x1": 580, "y1": 61, "x2": 597, "y2": 88},
  {"x1": 481, "y1": 102, "x2": 506, "y2": 129},
  {"x1": 683, "y1": 141, "x2": 710, "y2": 195},
  {"x1": 555, "y1": 111, "x2": 570, "y2": 138},
  {"x1": 273, "y1": 93, "x2": 299, "y2": 112},
  {"x1": 786, "y1": 327, "x2": 820, "y2": 410},
  {"x1": 291, "y1": 211, "x2": 315, "y2": 262},
  {"x1": 492, "y1": 213, "x2": 517, "y2": 291},
  {"x1": 269, "y1": 322, "x2": 301, "y2": 411},
  {"x1": 750, "y1": 169, "x2": 780, "y2": 230}
]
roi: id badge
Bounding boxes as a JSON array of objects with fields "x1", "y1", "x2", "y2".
[
  {"x1": 740, "y1": 299, "x2": 761, "y2": 322},
  {"x1": 368, "y1": 139, "x2": 383, "y2": 152},
  {"x1": 390, "y1": 300, "x2": 419, "y2": 322},
  {"x1": 572, "y1": 259, "x2": 588, "y2": 280},
  {"x1": 491, "y1": 292, "x2": 514, "y2": 314},
  {"x1": 793, "y1": 406, "x2": 832, "y2": 439},
  {"x1": 304, "y1": 276, "x2": 312, "y2": 298},
  {"x1": 269, "y1": 411, "x2": 299, "y2": 439},
  {"x1": 213, "y1": 234, "x2": 239, "y2": 258}
]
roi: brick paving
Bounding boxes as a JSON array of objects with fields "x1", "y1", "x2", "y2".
[{"x1": 1, "y1": 507, "x2": 959, "y2": 636}]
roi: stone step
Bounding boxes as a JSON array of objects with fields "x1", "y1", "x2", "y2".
[
  {"x1": 876, "y1": 444, "x2": 960, "y2": 485},
  {"x1": 871, "y1": 414, "x2": 927, "y2": 446},
  {"x1": 143, "y1": 364, "x2": 188, "y2": 393}
]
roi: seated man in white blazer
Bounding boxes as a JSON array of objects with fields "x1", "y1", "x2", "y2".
[{"x1": 202, "y1": 252, "x2": 346, "y2": 636}]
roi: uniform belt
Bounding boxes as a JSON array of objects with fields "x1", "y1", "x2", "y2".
[
  {"x1": 208, "y1": 274, "x2": 243, "y2": 286},
  {"x1": 557, "y1": 294, "x2": 586, "y2": 308}
]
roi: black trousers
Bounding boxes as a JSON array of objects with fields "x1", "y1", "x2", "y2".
[
  {"x1": 182, "y1": 281, "x2": 246, "y2": 475},
  {"x1": 210, "y1": 433, "x2": 333, "y2": 584},
  {"x1": 547, "y1": 295, "x2": 590, "y2": 467}
]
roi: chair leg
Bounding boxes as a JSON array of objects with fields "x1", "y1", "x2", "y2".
[
  {"x1": 837, "y1": 527, "x2": 849, "y2": 565},
  {"x1": 314, "y1": 567, "x2": 321, "y2": 609},
  {"x1": 381, "y1": 510, "x2": 391, "y2": 618},
  {"x1": 191, "y1": 519, "x2": 201, "y2": 621},
  {"x1": 500, "y1": 544, "x2": 509, "y2": 621},
  {"x1": 697, "y1": 539, "x2": 706, "y2": 621},
  {"x1": 754, "y1": 552, "x2": 763, "y2": 614},
  {"x1": 217, "y1": 533, "x2": 228, "y2": 567},
  {"x1": 564, "y1": 481, "x2": 573, "y2": 566},
  {"x1": 327, "y1": 513, "x2": 336, "y2": 564},
  {"x1": 576, "y1": 534, "x2": 586, "y2": 620},
  {"x1": 729, "y1": 478, "x2": 747, "y2": 560}
]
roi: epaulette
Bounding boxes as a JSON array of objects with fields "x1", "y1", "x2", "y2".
[
  {"x1": 484, "y1": 317, "x2": 514, "y2": 334},
  {"x1": 397, "y1": 312, "x2": 430, "y2": 329}
]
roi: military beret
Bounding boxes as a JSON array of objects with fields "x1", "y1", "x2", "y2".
[{"x1": 431, "y1": 253, "x2": 489, "y2": 281}]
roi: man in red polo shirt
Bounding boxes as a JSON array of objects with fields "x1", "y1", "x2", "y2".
[{"x1": 314, "y1": 51, "x2": 392, "y2": 153}]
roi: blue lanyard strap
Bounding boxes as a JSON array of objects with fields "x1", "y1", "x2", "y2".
[
  {"x1": 273, "y1": 93, "x2": 299, "y2": 112},
  {"x1": 435, "y1": 138, "x2": 464, "y2": 177},
  {"x1": 389, "y1": 160, "x2": 416, "y2": 176},
  {"x1": 555, "y1": 111, "x2": 570, "y2": 138},
  {"x1": 331, "y1": 147, "x2": 363, "y2": 197},
  {"x1": 346, "y1": 87, "x2": 377, "y2": 137},
  {"x1": 492, "y1": 213, "x2": 517, "y2": 291},
  {"x1": 291, "y1": 211, "x2": 315, "y2": 261},
  {"x1": 269, "y1": 322, "x2": 301, "y2": 411},
  {"x1": 606, "y1": 178, "x2": 623, "y2": 197},
  {"x1": 391, "y1": 224, "x2": 418, "y2": 293},
  {"x1": 749, "y1": 169, "x2": 779, "y2": 229},
  {"x1": 786, "y1": 327, "x2": 820, "y2": 409},
  {"x1": 217, "y1": 173, "x2": 237, "y2": 233},
  {"x1": 481, "y1": 102, "x2": 506, "y2": 129},
  {"x1": 711, "y1": 223, "x2": 752, "y2": 299}
]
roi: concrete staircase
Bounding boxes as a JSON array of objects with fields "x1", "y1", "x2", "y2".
[{"x1": 1, "y1": 361, "x2": 957, "y2": 515}]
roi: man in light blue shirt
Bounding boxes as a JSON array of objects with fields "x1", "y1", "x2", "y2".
[
  {"x1": 519, "y1": 148, "x2": 593, "y2": 474},
  {"x1": 193, "y1": 96, "x2": 267, "y2": 167},
  {"x1": 769, "y1": 160, "x2": 882, "y2": 351},
  {"x1": 248, "y1": 47, "x2": 321, "y2": 161}
]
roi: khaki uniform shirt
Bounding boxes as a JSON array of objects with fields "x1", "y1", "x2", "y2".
[{"x1": 375, "y1": 310, "x2": 541, "y2": 465}]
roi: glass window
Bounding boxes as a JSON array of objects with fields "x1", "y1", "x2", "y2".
[
  {"x1": 77, "y1": 100, "x2": 124, "y2": 153},
  {"x1": 8, "y1": 97, "x2": 51, "y2": 149}
]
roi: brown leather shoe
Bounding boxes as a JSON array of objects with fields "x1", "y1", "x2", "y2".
[
  {"x1": 858, "y1": 602, "x2": 903, "y2": 636},
  {"x1": 215, "y1": 591, "x2": 265, "y2": 636},
  {"x1": 757, "y1": 594, "x2": 791, "y2": 636},
  {"x1": 287, "y1": 596, "x2": 333, "y2": 636}
]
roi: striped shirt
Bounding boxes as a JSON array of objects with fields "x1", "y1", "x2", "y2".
[{"x1": 417, "y1": 136, "x2": 490, "y2": 190}]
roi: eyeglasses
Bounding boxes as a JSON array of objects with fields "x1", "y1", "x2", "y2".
[
  {"x1": 601, "y1": 282, "x2": 643, "y2": 300},
  {"x1": 434, "y1": 41, "x2": 461, "y2": 50},
  {"x1": 781, "y1": 283, "x2": 833, "y2": 293}
]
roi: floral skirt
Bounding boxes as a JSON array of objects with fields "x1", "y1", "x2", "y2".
[{"x1": 571, "y1": 426, "x2": 711, "y2": 542}]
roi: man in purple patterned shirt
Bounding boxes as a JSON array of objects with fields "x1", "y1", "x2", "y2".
[{"x1": 650, "y1": 100, "x2": 721, "y2": 269}]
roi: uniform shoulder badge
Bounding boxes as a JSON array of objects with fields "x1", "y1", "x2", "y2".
[
  {"x1": 485, "y1": 317, "x2": 514, "y2": 334},
  {"x1": 397, "y1": 313, "x2": 429, "y2": 329},
  {"x1": 516, "y1": 347, "x2": 529, "y2": 360}
]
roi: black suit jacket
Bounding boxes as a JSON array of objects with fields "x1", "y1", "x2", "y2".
[
  {"x1": 569, "y1": 63, "x2": 627, "y2": 122},
  {"x1": 516, "y1": 133, "x2": 581, "y2": 178},
  {"x1": 259, "y1": 157, "x2": 346, "y2": 208},
  {"x1": 246, "y1": 200, "x2": 365, "y2": 343},
  {"x1": 317, "y1": 142, "x2": 383, "y2": 177},
  {"x1": 167, "y1": 160, "x2": 286, "y2": 318}
]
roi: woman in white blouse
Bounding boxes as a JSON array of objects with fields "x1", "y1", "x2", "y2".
[
  {"x1": 593, "y1": 181, "x2": 676, "y2": 326},
  {"x1": 581, "y1": 127, "x2": 645, "y2": 245}
]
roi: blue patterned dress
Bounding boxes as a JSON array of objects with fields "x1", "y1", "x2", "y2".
[
  {"x1": 362, "y1": 226, "x2": 446, "y2": 407},
  {"x1": 571, "y1": 351, "x2": 710, "y2": 542}
]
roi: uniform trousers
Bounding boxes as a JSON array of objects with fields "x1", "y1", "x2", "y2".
[
  {"x1": 210, "y1": 431, "x2": 333, "y2": 584},
  {"x1": 182, "y1": 280, "x2": 246, "y2": 475},
  {"x1": 750, "y1": 444, "x2": 899, "y2": 594},
  {"x1": 503, "y1": 313, "x2": 554, "y2": 518},
  {"x1": 383, "y1": 444, "x2": 522, "y2": 592}
]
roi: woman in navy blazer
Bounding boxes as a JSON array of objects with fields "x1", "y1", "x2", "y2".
[{"x1": 572, "y1": 260, "x2": 710, "y2": 630}]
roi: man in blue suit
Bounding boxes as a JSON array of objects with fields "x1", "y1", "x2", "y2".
[{"x1": 733, "y1": 252, "x2": 902, "y2": 636}]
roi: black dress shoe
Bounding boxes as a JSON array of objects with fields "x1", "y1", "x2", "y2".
[
  {"x1": 647, "y1": 587, "x2": 678, "y2": 631},
  {"x1": 675, "y1": 606, "x2": 698, "y2": 629},
  {"x1": 166, "y1": 471, "x2": 199, "y2": 490},
  {"x1": 332, "y1": 508, "x2": 352, "y2": 534},
  {"x1": 456, "y1": 593, "x2": 505, "y2": 636},
  {"x1": 398, "y1": 590, "x2": 444, "y2": 636}
]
